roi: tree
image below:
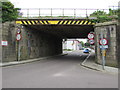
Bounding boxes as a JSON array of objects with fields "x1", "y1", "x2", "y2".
[
  {"x1": 2, "y1": 2, "x2": 20, "y2": 23},
  {"x1": 85, "y1": 42, "x2": 90, "y2": 47},
  {"x1": 80, "y1": 41, "x2": 85, "y2": 47},
  {"x1": 90, "y1": 10, "x2": 107, "y2": 16},
  {"x1": 90, "y1": 9, "x2": 118, "y2": 23}
]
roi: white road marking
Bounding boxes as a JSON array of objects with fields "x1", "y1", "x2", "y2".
[{"x1": 81, "y1": 53, "x2": 91, "y2": 65}]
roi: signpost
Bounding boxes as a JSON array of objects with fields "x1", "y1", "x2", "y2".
[
  {"x1": 89, "y1": 39, "x2": 94, "y2": 45},
  {"x1": 87, "y1": 30, "x2": 108, "y2": 70},
  {"x1": 88, "y1": 33, "x2": 94, "y2": 40},
  {"x1": 88, "y1": 33, "x2": 94, "y2": 47},
  {"x1": 99, "y1": 38, "x2": 108, "y2": 45},
  {"x1": 1, "y1": 41, "x2": 8, "y2": 46},
  {"x1": 16, "y1": 33, "x2": 22, "y2": 41},
  {"x1": 100, "y1": 45, "x2": 108, "y2": 48},
  {"x1": 17, "y1": 29, "x2": 21, "y2": 34},
  {"x1": 16, "y1": 29, "x2": 22, "y2": 61},
  {"x1": 100, "y1": 30, "x2": 108, "y2": 70}
]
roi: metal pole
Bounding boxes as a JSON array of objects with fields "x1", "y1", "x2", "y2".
[
  {"x1": 39, "y1": 8, "x2": 40, "y2": 17},
  {"x1": 16, "y1": 40, "x2": 19, "y2": 61},
  {"x1": 74, "y1": 9, "x2": 76, "y2": 18},
  {"x1": 100, "y1": 30, "x2": 105, "y2": 70},
  {"x1": 65, "y1": 40, "x2": 67, "y2": 53},
  {"x1": 27, "y1": 9, "x2": 29, "y2": 18},
  {"x1": 51, "y1": 8, "x2": 52, "y2": 17},
  {"x1": 62, "y1": 9, "x2": 64, "y2": 17},
  {"x1": 18, "y1": 41, "x2": 20, "y2": 61},
  {"x1": 86, "y1": 9, "x2": 88, "y2": 18}
]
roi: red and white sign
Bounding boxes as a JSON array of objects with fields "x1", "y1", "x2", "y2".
[
  {"x1": 99, "y1": 38, "x2": 108, "y2": 45},
  {"x1": 89, "y1": 39, "x2": 94, "y2": 45},
  {"x1": 88, "y1": 33, "x2": 94, "y2": 39},
  {"x1": 16, "y1": 33, "x2": 22, "y2": 41},
  {"x1": 1, "y1": 40, "x2": 8, "y2": 46}
]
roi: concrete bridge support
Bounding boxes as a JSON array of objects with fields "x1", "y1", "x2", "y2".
[
  {"x1": 94, "y1": 21, "x2": 118, "y2": 67},
  {"x1": 2, "y1": 22, "x2": 62, "y2": 62},
  {"x1": 118, "y1": 1, "x2": 120, "y2": 68}
]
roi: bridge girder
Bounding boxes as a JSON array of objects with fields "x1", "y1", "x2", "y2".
[{"x1": 16, "y1": 19, "x2": 94, "y2": 38}]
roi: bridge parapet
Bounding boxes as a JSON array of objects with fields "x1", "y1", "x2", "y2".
[{"x1": 18, "y1": 8, "x2": 110, "y2": 18}]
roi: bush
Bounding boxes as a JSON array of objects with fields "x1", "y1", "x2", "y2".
[{"x1": 2, "y1": 2, "x2": 20, "y2": 23}]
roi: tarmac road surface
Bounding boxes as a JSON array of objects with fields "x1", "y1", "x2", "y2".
[{"x1": 2, "y1": 51, "x2": 118, "y2": 88}]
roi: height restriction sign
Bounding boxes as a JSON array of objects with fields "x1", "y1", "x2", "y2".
[
  {"x1": 88, "y1": 33, "x2": 94, "y2": 39},
  {"x1": 99, "y1": 38, "x2": 108, "y2": 45}
]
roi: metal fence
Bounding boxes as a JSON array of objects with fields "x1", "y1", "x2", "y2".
[{"x1": 18, "y1": 8, "x2": 117, "y2": 18}]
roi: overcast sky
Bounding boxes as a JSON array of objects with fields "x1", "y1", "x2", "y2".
[{"x1": 9, "y1": 0, "x2": 119, "y2": 9}]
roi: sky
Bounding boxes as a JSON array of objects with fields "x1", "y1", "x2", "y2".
[
  {"x1": 9, "y1": 0, "x2": 119, "y2": 9},
  {"x1": 8, "y1": 0, "x2": 120, "y2": 17}
]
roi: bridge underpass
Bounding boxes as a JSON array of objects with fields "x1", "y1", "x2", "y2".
[
  {"x1": 2, "y1": 8, "x2": 118, "y2": 88},
  {"x1": 14, "y1": 19, "x2": 95, "y2": 61}
]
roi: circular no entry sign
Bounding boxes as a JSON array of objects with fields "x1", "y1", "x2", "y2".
[
  {"x1": 88, "y1": 33, "x2": 94, "y2": 39},
  {"x1": 99, "y1": 38, "x2": 108, "y2": 45},
  {"x1": 16, "y1": 33, "x2": 22, "y2": 41}
]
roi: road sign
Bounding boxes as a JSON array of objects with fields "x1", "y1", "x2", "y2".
[
  {"x1": 1, "y1": 40, "x2": 8, "y2": 46},
  {"x1": 100, "y1": 45, "x2": 108, "y2": 49},
  {"x1": 99, "y1": 38, "x2": 108, "y2": 45},
  {"x1": 88, "y1": 33, "x2": 94, "y2": 39},
  {"x1": 17, "y1": 29, "x2": 21, "y2": 34},
  {"x1": 89, "y1": 39, "x2": 94, "y2": 44},
  {"x1": 16, "y1": 34, "x2": 22, "y2": 41}
]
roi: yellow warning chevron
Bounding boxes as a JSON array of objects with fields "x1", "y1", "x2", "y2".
[
  {"x1": 76, "y1": 21, "x2": 80, "y2": 24},
  {"x1": 84, "y1": 21, "x2": 88, "y2": 25},
  {"x1": 44, "y1": 21, "x2": 48, "y2": 24},
  {"x1": 16, "y1": 19, "x2": 95, "y2": 25},
  {"x1": 27, "y1": 21, "x2": 32, "y2": 25},
  {"x1": 23, "y1": 21, "x2": 27, "y2": 25},
  {"x1": 63, "y1": 21, "x2": 68, "y2": 24},
  {"x1": 67, "y1": 21, "x2": 72, "y2": 24},
  {"x1": 31, "y1": 21, "x2": 35, "y2": 25},
  {"x1": 71, "y1": 21, "x2": 76, "y2": 24}
]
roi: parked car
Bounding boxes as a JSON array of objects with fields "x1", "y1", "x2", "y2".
[
  {"x1": 87, "y1": 48, "x2": 92, "y2": 52},
  {"x1": 83, "y1": 49, "x2": 90, "y2": 53}
]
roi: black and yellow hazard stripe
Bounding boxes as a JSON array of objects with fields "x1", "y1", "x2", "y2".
[
  {"x1": 56, "y1": 20, "x2": 95, "y2": 25},
  {"x1": 16, "y1": 19, "x2": 95, "y2": 25}
]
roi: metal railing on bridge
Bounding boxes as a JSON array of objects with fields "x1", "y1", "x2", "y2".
[{"x1": 18, "y1": 8, "x2": 113, "y2": 19}]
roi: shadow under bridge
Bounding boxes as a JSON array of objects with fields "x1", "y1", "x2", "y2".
[{"x1": 16, "y1": 19, "x2": 95, "y2": 38}]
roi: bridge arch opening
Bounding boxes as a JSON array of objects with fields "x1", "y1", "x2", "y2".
[{"x1": 15, "y1": 19, "x2": 95, "y2": 62}]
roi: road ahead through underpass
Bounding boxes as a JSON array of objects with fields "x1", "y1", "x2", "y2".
[{"x1": 2, "y1": 50, "x2": 118, "y2": 88}]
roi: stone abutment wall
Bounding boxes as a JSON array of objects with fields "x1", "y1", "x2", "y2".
[
  {"x1": 2, "y1": 22, "x2": 62, "y2": 62},
  {"x1": 94, "y1": 21, "x2": 118, "y2": 67}
]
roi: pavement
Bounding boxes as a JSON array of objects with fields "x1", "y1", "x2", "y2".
[
  {"x1": 0, "y1": 53, "x2": 68, "y2": 67},
  {"x1": 81, "y1": 51, "x2": 118, "y2": 75},
  {"x1": 0, "y1": 50, "x2": 118, "y2": 75}
]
